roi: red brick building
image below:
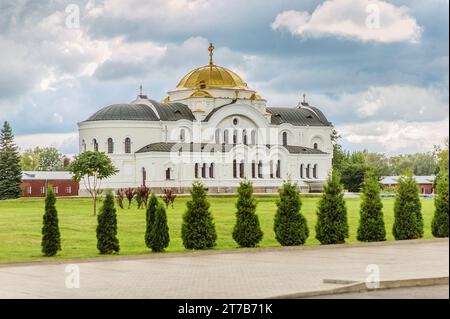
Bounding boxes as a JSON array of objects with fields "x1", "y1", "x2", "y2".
[
  {"x1": 380, "y1": 175, "x2": 436, "y2": 194},
  {"x1": 21, "y1": 171, "x2": 79, "y2": 197}
]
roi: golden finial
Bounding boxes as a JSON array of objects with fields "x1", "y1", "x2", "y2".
[{"x1": 208, "y1": 42, "x2": 215, "y2": 66}]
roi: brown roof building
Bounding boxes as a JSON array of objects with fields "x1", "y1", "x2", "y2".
[{"x1": 21, "y1": 171, "x2": 79, "y2": 197}]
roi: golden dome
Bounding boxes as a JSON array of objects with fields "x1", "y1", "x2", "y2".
[
  {"x1": 176, "y1": 43, "x2": 248, "y2": 90},
  {"x1": 176, "y1": 65, "x2": 248, "y2": 90}
]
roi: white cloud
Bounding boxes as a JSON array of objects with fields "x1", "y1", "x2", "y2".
[
  {"x1": 338, "y1": 119, "x2": 449, "y2": 154},
  {"x1": 272, "y1": 0, "x2": 422, "y2": 43},
  {"x1": 311, "y1": 84, "x2": 449, "y2": 123},
  {"x1": 0, "y1": 5, "x2": 166, "y2": 101},
  {"x1": 15, "y1": 132, "x2": 78, "y2": 154}
]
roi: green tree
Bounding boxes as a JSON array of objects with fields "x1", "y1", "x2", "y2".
[
  {"x1": 21, "y1": 147, "x2": 65, "y2": 171},
  {"x1": 316, "y1": 172, "x2": 349, "y2": 244},
  {"x1": 357, "y1": 170, "x2": 386, "y2": 242},
  {"x1": 273, "y1": 181, "x2": 309, "y2": 246},
  {"x1": 69, "y1": 151, "x2": 118, "y2": 215},
  {"x1": 331, "y1": 129, "x2": 347, "y2": 174},
  {"x1": 0, "y1": 121, "x2": 22, "y2": 199},
  {"x1": 181, "y1": 181, "x2": 217, "y2": 250},
  {"x1": 149, "y1": 203, "x2": 170, "y2": 252},
  {"x1": 41, "y1": 186, "x2": 61, "y2": 256},
  {"x1": 340, "y1": 151, "x2": 370, "y2": 192},
  {"x1": 432, "y1": 173, "x2": 449, "y2": 238},
  {"x1": 232, "y1": 179, "x2": 263, "y2": 247},
  {"x1": 363, "y1": 151, "x2": 392, "y2": 177},
  {"x1": 145, "y1": 193, "x2": 158, "y2": 249},
  {"x1": 389, "y1": 153, "x2": 438, "y2": 176},
  {"x1": 434, "y1": 138, "x2": 449, "y2": 183},
  {"x1": 392, "y1": 175, "x2": 424, "y2": 240},
  {"x1": 96, "y1": 190, "x2": 120, "y2": 254}
]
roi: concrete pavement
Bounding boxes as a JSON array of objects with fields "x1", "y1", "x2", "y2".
[{"x1": 0, "y1": 239, "x2": 448, "y2": 298}]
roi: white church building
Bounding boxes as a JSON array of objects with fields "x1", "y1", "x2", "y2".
[{"x1": 78, "y1": 44, "x2": 333, "y2": 193}]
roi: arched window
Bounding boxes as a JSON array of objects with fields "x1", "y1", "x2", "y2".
[
  {"x1": 258, "y1": 161, "x2": 263, "y2": 178},
  {"x1": 300, "y1": 164, "x2": 304, "y2": 179},
  {"x1": 282, "y1": 132, "x2": 288, "y2": 146},
  {"x1": 209, "y1": 163, "x2": 214, "y2": 178},
  {"x1": 165, "y1": 168, "x2": 171, "y2": 180},
  {"x1": 233, "y1": 130, "x2": 238, "y2": 145},
  {"x1": 224, "y1": 130, "x2": 229, "y2": 144},
  {"x1": 270, "y1": 160, "x2": 274, "y2": 178},
  {"x1": 194, "y1": 163, "x2": 199, "y2": 178},
  {"x1": 180, "y1": 129, "x2": 186, "y2": 142},
  {"x1": 93, "y1": 139, "x2": 98, "y2": 152},
  {"x1": 107, "y1": 138, "x2": 114, "y2": 154},
  {"x1": 202, "y1": 163, "x2": 207, "y2": 178},
  {"x1": 242, "y1": 130, "x2": 247, "y2": 145},
  {"x1": 81, "y1": 139, "x2": 86, "y2": 152},
  {"x1": 142, "y1": 167, "x2": 146, "y2": 186},
  {"x1": 239, "y1": 160, "x2": 245, "y2": 178},
  {"x1": 251, "y1": 130, "x2": 256, "y2": 145},
  {"x1": 313, "y1": 164, "x2": 318, "y2": 179},
  {"x1": 252, "y1": 161, "x2": 256, "y2": 178},
  {"x1": 306, "y1": 164, "x2": 311, "y2": 179},
  {"x1": 313, "y1": 143, "x2": 318, "y2": 149},
  {"x1": 215, "y1": 129, "x2": 220, "y2": 144},
  {"x1": 233, "y1": 160, "x2": 237, "y2": 178},
  {"x1": 276, "y1": 160, "x2": 281, "y2": 178},
  {"x1": 125, "y1": 137, "x2": 131, "y2": 153}
]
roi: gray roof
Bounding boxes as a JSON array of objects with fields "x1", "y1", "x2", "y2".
[
  {"x1": 282, "y1": 145, "x2": 327, "y2": 154},
  {"x1": 85, "y1": 100, "x2": 195, "y2": 122},
  {"x1": 147, "y1": 100, "x2": 195, "y2": 121},
  {"x1": 380, "y1": 175, "x2": 436, "y2": 185},
  {"x1": 136, "y1": 142, "x2": 327, "y2": 155},
  {"x1": 86, "y1": 104, "x2": 159, "y2": 121},
  {"x1": 22, "y1": 171, "x2": 74, "y2": 180},
  {"x1": 267, "y1": 107, "x2": 332, "y2": 126}
]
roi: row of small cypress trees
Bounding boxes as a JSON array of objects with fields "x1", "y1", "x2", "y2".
[
  {"x1": 179, "y1": 170, "x2": 448, "y2": 249},
  {"x1": 41, "y1": 170, "x2": 448, "y2": 256}
]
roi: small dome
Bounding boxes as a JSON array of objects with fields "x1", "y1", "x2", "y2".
[
  {"x1": 86, "y1": 104, "x2": 159, "y2": 121},
  {"x1": 190, "y1": 90, "x2": 213, "y2": 98},
  {"x1": 250, "y1": 93, "x2": 262, "y2": 100}
]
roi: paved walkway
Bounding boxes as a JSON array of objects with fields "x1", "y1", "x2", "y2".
[{"x1": 0, "y1": 239, "x2": 448, "y2": 298}]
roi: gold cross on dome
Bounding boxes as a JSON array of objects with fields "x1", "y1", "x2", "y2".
[{"x1": 208, "y1": 43, "x2": 214, "y2": 66}]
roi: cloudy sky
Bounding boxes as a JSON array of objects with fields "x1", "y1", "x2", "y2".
[{"x1": 0, "y1": 0, "x2": 448, "y2": 155}]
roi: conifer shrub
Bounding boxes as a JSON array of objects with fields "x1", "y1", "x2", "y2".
[
  {"x1": 273, "y1": 181, "x2": 309, "y2": 246},
  {"x1": 181, "y1": 181, "x2": 217, "y2": 249},
  {"x1": 149, "y1": 203, "x2": 170, "y2": 252},
  {"x1": 41, "y1": 186, "x2": 61, "y2": 256},
  {"x1": 316, "y1": 172, "x2": 349, "y2": 244},
  {"x1": 145, "y1": 192, "x2": 158, "y2": 249},
  {"x1": 357, "y1": 170, "x2": 386, "y2": 242},
  {"x1": 432, "y1": 174, "x2": 449, "y2": 238},
  {"x1": 96, "y1": 190, "x2": 120, "y2": 254},
  {"x1": 392, "y1": 175, "x2": 423, "y2": 240},
  {"x1": 232, "y1": 179, "x2": 263, "y2": 247}
]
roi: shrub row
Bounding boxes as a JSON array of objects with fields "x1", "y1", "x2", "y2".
[{"x1": 41, "y1": 171, "x2": 449, "y2": 256}]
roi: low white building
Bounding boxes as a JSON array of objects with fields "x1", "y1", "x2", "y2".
[{"x1": 78, "y1": 44, "x2": 333, "y2": 193}]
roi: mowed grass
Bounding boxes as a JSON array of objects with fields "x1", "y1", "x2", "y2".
[{"x1": 0, "y1": 195, "x2": 436, "y2": 263}]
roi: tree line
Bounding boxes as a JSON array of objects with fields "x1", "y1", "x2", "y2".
[{"x1": 332, "y1": 130, "x2": 449, "y2": 192}]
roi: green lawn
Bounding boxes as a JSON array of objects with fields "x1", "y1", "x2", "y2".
[{"x1": 0, "y1": 195, "x2": 436, "y2": 264}]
